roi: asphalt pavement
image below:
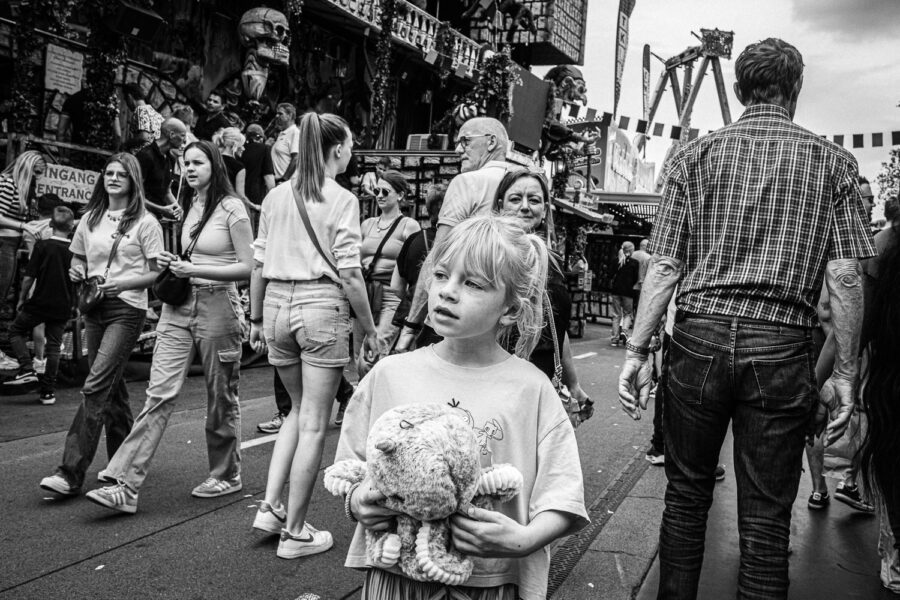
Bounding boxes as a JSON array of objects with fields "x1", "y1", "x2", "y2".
[
  {"x1": 2, "y1": 323, "x2": 887, "y2": 599},
  {"x1": 0, "y1": 324, "x2": 658, "y2": 600}
]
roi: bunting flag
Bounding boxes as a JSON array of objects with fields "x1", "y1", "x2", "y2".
[
  {"x1": 613, "y1": 0, "x2": 637, "y2": 117},
  {"x1": 562, "y1": 104, "x2": 899, "y2": 149}
]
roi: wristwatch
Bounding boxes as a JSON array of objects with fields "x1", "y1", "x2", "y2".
[{"x1": 625, "y1": 338, "x2": 650, "y2": 356}]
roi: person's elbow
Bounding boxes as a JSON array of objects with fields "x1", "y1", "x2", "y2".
[{"x1": 339, "y1": 266, "x2": 364, "y2": 287}]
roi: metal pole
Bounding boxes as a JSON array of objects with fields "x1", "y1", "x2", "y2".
[{"x1": 711, "y1": 57, "x2": 733, "y2": 125}]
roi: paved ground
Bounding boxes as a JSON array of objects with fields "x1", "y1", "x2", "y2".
[
  {"x1": 0, "y1": 323, "x2": 887, "y2": 599},
  {"x1": 0, "y1": 324, "x2": 656, "y2": 599}
]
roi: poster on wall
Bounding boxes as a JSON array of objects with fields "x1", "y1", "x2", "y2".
[
  {"x1": 44, "y1": 43, "x2": 84, "y2": 94},
  {"x1": 35, "y1": 164, "x2": 98, "y2": 204}
]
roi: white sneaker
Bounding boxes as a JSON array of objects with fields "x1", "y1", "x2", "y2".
[
  {"x1": 0, "y1": 351, "x2": 18, "y2": 370},
  {"x1": 33, "y1": 358, "x2": 47, "y2": 374},
  {"x1": 276, "y1": 523, "x2": 333, "y2": 559},
  {"x1": 253, "y1": 500, "x2": 287, "y2": 533},
  {"x1": 40, "y1": 473, "x2": 80, "y2": 496}
]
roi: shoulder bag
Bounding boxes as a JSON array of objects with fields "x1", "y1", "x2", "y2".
[
  {"x1": 152, "y1": 204, "x2": 214, "y2": 305},
  {"x1": 77, "y1": 230, "x2": 124, "y2": 314},
  {"x1": 544, "y1": 290, "x2": 593, "y2": 429},
  {"x1": 362, "y1": 217, "x2": 403, "y2": 319}
]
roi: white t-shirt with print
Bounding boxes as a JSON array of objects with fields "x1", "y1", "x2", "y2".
[
  {"x1": 70, "y1": 210, "x2": 164, "y2": 310},
  {"x1": 334, "y1": 347, "x2": 589, "y2": 599}
]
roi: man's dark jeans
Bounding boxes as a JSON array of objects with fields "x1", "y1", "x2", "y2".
[
  {"x1": 650, "y1": 332, "x2": 671, "y2": 454},
  {"x1": 658, "y1": 314, "x2": 817, "y2": 600},
  {"x1": 8, "y1": 309, "x2": 67, "y2": 394},
  {"x1": 57, "y1": 298, "x2": 145, "y2": 488}
]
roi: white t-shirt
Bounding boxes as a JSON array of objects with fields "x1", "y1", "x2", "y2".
[
  {"x1": 270, "y1": 124, "x2": 300, "y2": 179},
  {"x1": 437, "y1": 161, "x2": 513, "y2": 229},
  {"x1": 335, "y1": 347, "x2": 589, "y2": 599},
  {"x1": 181, "y1": 196, "x2": 250, "y2": 285},
  {"x1": 253, "y1": 179, "x2": 362, "y2": 281},
  {"x1": 70, "y1": 210, "x2": 164, "y2": 310}
]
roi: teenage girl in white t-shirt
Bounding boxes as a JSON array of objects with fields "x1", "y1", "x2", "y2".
[
  {"x1": 86, "y1": 141, "x2": 255, "y2": 512},
  {"x1": 40, "y1": 153, "x2": 163, "y2": 497},
  {"x1": 334, "y1": 216, "x2": 589, "y2": 599}
]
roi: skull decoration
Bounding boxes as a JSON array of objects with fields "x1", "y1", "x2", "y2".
[
  {"x1": 238, "y1": 7, "x2": 290, "y2": 102},
  {"x1": 541, "y1": 65, "x2": 597, "y2": 159},
  {"x1": 544, "y1": 65, "x2": 588, "y2": 107}
]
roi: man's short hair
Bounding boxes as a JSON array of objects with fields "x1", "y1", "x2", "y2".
[
  {"x1": 463, "y1": 117, "x2": 509, "y2": 149},
  {"x1": 208, "y1": 90, "x2": 225, "y2": 103},
  {"x1": 277, "y1": 102, "x2": 297, "y2": 120},
  {"x1": 858, "y1": 175, "x2": 870, "y2": 185},
  {"x1": 246, "y1": 123, "x2": 265, "y2": 141},
  {"x1": 123, "y1": 82, "x2": 145, "y2": 102},
  {"x1": 51, "y1": 206, "x2": 75, "y2": 234},
  {"x1": 885, "y1": 195, "x2": 900, "y2": 222},
  {"x1": 735, "y1": 38, "x2": 804, "y2": 106}
]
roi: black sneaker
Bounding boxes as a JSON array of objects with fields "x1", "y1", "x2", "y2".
[
  {"x1": 808, "y1": 491, "x2": 830, "y2": 510},
  {"x1": 335, "y1": 400, "x2": 348, "y2": 426},
  {"x1": 39, "y1": 391, "x2": 56, "y2": 405},
  {"x1": 5, "y1": 369, "x2": 38, "y2": 387},
  {"x1": 834, "y1": 483, "x2": 874, "y2": 513}
]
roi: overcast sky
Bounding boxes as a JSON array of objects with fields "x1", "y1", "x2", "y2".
[{"x1": 537, "y1": 0, "x2": 900, "y2": 197}]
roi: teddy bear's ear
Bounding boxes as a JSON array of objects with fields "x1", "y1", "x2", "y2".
[{"x1": 375, "y1": 439, "x2": 397, "y2": 454}]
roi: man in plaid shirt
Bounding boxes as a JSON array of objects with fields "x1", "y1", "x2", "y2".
[{"x1": 618, "y1": 38, "x2": 875, "y2": 599}]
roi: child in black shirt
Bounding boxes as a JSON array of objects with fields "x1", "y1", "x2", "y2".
[{"x1": 4, "y1": 207, "x2": 76, "y2": 404}]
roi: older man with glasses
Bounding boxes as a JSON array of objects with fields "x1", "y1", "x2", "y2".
[{"x1": 393, "y1": 117, "x2": 513, "y2": 352}]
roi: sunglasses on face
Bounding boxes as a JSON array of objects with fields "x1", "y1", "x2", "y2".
[{"x1": 375, "y1": 187, "x2": 394, "y2": 198}]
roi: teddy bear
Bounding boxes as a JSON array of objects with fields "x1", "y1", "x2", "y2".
[{"x1": 324, "y1": 403, "x2": 524, "y2": 586}]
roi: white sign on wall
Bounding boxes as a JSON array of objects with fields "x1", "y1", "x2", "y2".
[
  {"x1": 35, "y1": 164, "x2": 98, "y2": 204},
  {"x1": 44, "y1": 43, "x2": 84, "y2": 95}
]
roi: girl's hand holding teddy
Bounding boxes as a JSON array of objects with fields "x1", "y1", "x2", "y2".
[
  {"x1": 350, "y1": 477, "x2": 400, "y2": 531},
  {"x1": 449, "y1": 505, "x2": 532, "y2": 559}
]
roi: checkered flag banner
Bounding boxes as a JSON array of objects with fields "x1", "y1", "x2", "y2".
[{"x1": 562, "y1": 103, "x2": 900, "y2": 147}]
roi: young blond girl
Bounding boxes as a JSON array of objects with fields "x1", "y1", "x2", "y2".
[{"x1": 334, "y1": 215, "x2": 588, "y2": 599}]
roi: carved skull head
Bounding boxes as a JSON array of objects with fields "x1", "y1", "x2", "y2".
[
  {"x1": 238, "y1": 8, "x2": 290, "y2": 66},
  {"x1": 545, "y1": 65, "x2": 588, "y2": 106}
]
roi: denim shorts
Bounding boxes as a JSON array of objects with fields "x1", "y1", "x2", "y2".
[{"x1": 263, "y1": 279, "x2": 351, "y2": 368}]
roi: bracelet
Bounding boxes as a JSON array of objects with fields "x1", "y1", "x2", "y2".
[
  {"x1": 249, "y1": 316, "x2": 263, "y2": 324},
  {"x1": 402, "y1": 319, "x2": 422, "y2": 332},
  {"x1": 344, "y1": 482, "x2": 361, "y2": 523},
  {"x1": 625, "y1": 340, "x2": 650, "y2": 356}
]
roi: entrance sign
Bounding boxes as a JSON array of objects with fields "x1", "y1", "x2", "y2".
[{"x1": 36, "y1": 164, "x2": 98, "y2": 204}]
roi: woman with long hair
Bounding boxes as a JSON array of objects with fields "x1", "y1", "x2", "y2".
[
  {"x1": 0, "y1": 150, "x2": 46, "y2": 340},
  {"x1": 857, "y1": 195, "x2": 900, "y2": 592},
  {"x1": 213, "y1": 127, "x2": 247, "y2": 190},
  {"x1": 85, "y1": 141, "x2": 254, "y2": 512},
  {"x1": 609, "y1": 240, "x2": 639, "y2": 347},
  {"x1": 494, "y1": 169, "x2": 591, "y2": 415},
  {"x1": 248, "y1": 112, "x2": 387, "y2": 558},
  {"x1": 39, "y1": 153, "x2": 163, "y2": 497},
  {"x1": 355, "y1": 169, "x2": 420, "y2": 374}
]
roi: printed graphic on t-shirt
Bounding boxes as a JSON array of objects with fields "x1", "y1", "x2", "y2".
[{"x1": 448, "y1": 397, "x2": 504, "y2": 465}]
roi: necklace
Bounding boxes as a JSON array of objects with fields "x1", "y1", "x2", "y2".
[
  {"x1": 375, "y1": 216, "x2": 399, "y2": 232},
  {"x1": 106, "y1": 211, "x2": 123, "y2": 223}
]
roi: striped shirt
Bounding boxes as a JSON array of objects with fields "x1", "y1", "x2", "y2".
[
  {"x1": 0, "y1": 175, "x2": 23, "y2": 221},
  {"x1": 650, "y1": 104, "x2": 876, "y2": 327}
]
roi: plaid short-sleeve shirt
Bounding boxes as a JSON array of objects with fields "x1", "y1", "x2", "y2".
[{"x1": 650, "y1": 104, "x2": 876, "y2": 327}]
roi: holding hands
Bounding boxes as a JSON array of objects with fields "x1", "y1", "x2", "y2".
[{"x1": 617, "y1": 352, "x2": 653, "y2": 420}]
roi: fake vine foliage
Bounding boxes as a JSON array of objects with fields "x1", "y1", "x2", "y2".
[
  {"x1": 470, "y1": 47, "x2": 517, "y2": 124},
  {"x1": 81, "y1": 0, "x2": 126, "y2": 154},
  {"x1": 285, "y1": 0, "x2": 305, "y2": 19},
  {"x1": 370, "y1": 0, "x2": 398, "y2": 134}
]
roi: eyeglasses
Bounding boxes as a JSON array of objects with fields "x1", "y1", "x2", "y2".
[
  {"x1": 375, "y1": 188, "x2": 393, "y2": 198},
  {"x1": 455, "y1": 134, "x2": 493, "y2": 149}
]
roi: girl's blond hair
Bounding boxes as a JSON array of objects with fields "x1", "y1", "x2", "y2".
[
  {"x1": 1, "y1": 150, "x2": 46, "y2": 212},
  {"x1": 212, "y1": 127, "x2": 245, "y2": 156},
  {"x1": 425, "y1": 215, "x2": 548, "y2": 357}
]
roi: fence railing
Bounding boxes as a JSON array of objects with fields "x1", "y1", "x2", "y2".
[{"x1": 322, "y1": 0, "x2": 482, "y2": 75}]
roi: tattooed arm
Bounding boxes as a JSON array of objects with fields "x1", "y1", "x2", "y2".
[{"x1": 618, "y1": 254, "x2": 684, "y2": 420}]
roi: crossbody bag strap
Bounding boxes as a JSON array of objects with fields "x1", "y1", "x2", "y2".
[
  {"x1": 181, "y1": 198, "x2": 217, "y2": 259},
  {"x1": 291, "y1": 185, "x2": 340, "y2": 278},
  {"x1": 103, "y1": 228, "x2": 126, "y2": 278},
  {"x1": 366, "y1": 217, "x2": 403, "y2": 276},
  {"x1": 544, "y1": 290, "x2": 564, "y2": 388}
]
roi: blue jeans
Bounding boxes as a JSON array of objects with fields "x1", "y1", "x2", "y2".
[
  {"x1": 106, "y1": 284, "x2": 244, "y2": 490},
  {"x1": 57, "y1": 298, "x2": 145, "y2": 488},
  {"x1": 658, "y1": 313, "x2": 817, "y2": 600}
]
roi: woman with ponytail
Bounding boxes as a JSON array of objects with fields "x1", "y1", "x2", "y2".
[{"x1": 248, "y1": 112, "x2": 386, "y2": 559}]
